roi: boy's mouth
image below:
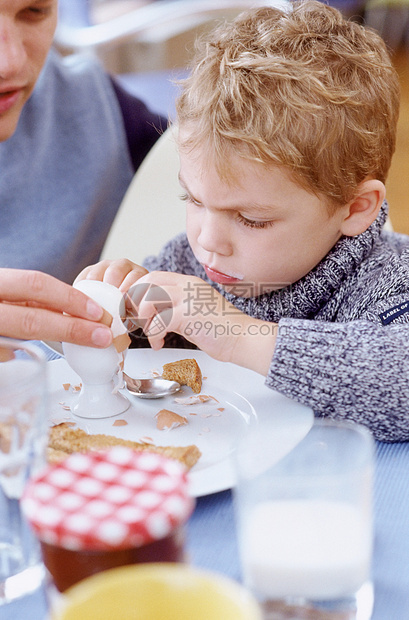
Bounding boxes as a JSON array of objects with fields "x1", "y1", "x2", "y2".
[{"x1": 203, "y1": 264, "x2": 243, "y2": 285}]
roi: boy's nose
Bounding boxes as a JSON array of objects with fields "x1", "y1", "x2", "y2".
[
  {"x1": 0, "y1": 20, "x2": 26, "y2": 80},
  {"x1": 197, "y1": 210, "x2": 232, "y2": 256}
]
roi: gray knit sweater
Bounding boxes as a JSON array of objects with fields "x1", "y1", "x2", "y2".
[{"x1": 144, "y1": 201, "x2": 409, "y2": 442}]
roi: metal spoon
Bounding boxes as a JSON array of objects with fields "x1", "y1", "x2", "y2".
[{"x1": 123, "y1": 373, "x2": 180, "y2": 399}]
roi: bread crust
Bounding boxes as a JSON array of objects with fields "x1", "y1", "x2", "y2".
[
  {"x1": 162, "y1": 359, "x2": 202, "y2": 393},
  {"x1": 47, "y1": 423, "x2": 201, "y2": 470}
]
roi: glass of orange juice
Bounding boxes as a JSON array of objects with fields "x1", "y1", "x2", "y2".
[{"x1": 50, "y1": 563, "x2": 262, "y2": 620}]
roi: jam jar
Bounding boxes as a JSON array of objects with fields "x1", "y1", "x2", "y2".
[{"x1": 22, "y1": 447, "x2": 194, "y2": 592}]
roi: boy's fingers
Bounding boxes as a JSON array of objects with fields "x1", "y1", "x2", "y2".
[
  {"x1": 98, "y1": 260, "x2": 146, "y2": 288},
  {"x1": 118, "y1": 267, "x2": 149, "y2": 292},
  {"x1": 74, "y1": 261, "x2": 148, "y2": 291},
  {"x1": 74, "y1": 262, "x2": 111, "y2": 284}
]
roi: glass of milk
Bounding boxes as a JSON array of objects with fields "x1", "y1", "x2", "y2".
[{"x1": 233, "y1": 419, "x2": 374, "y2": 619}]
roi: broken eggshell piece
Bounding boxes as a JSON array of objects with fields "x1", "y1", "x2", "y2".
[
  {"x1": 62, "y1": 280, "x2": 131, "y2": 419},
  {"x1": 155, "y1": 409, "x2": 188, "y2": 431}
]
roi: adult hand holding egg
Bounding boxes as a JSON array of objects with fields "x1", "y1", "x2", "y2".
[{"x1": 0, "y1": 268, "x2": 112, "y2": 347}]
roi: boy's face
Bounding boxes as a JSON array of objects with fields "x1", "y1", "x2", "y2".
[
  {"x1": 180, "y1": 143, "x2": 351, "y2": 297},
  {"x1": 0, "y1": 0, "x2": 58, "y2": 141}
]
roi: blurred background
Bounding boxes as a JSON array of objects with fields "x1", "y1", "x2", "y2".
[{"x1": 55, "y1": 0, "x2": 409, "y2": 234}]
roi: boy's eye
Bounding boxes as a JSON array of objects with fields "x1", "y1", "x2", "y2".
[
  {"x1": 179, "y1": 193, "x2": 202, "y2": 207},
  {"x1": 237, "y1": 213, "x2": 274, "y2": 229},
  {"x1": 180, "y1": 193, "x2": 273, "y2": 228}
]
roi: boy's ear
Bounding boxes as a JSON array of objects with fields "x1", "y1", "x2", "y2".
[{"x1": 340, "y1": 180, "x2": 386, "y2": 237}]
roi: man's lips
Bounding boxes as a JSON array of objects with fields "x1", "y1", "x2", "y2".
[
  {"x1": 0, "y1": 89, "x2": 22, "y2": 115},
  {"x1": 203, "y1": 264, "x2": 243, "y2": 285}
]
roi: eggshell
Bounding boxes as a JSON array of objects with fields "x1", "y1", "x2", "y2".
[{"x1": 74, "y1": 280, "x2": 124, "y2": 320}]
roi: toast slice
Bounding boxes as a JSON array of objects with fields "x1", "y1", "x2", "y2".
[
  {"x1": 48, "y1": 423, "x2": 201, "y2": 470},
  {"x1": 162, "y1": 359, "x2": 202, "y2": 394}
]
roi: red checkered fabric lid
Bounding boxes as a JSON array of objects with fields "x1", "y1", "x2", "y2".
[{"x1": 22, "y1": 447, "x2": 194, "y2": 551}]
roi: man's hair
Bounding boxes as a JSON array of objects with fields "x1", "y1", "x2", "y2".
[{"x1": 176, "y1": 1, "x2": 400, "y2": 208}]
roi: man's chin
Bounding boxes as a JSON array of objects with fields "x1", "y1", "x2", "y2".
[
  {"x1": 0, "y1": 94, "x2": 28, "y2": 142},
  {"x1": 0, "y1": 117, "x2": 21, "y2": 142}
]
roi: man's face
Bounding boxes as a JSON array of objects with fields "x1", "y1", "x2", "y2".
[{"x1": 0, "y1": 0, "x2": 58, "y2": 141}]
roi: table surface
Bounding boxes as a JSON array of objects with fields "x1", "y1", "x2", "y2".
[{"x1": 4, "y1": 428, "x2": 409, "y2": 619}]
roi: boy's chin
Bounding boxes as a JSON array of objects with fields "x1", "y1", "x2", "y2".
[
  {"x1": 220, "y1": 282, "x2": 289, "y2": 298},
  {"x1": 219, "y1": 282, "x2": 259, "y2": 298}
]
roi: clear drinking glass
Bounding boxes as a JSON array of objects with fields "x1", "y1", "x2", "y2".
[
  {"x1": 234, "y1": 419, "x2": 374, "y2": 620},
  {"x1": 0, "y1": 338, "x2": 48, "y2": 605}
]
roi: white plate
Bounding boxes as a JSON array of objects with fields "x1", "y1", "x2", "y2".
[{"x1": 46, "y1": 349, "x2": 313, "y2": 497}]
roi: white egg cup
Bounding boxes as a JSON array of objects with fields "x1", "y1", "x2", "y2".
[{"x1": 62, "y1": 280, "x2": 130, "y2": 419}]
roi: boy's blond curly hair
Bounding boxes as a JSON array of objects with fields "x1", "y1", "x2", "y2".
[{"x1": 176, "y1": 1, "x2": 400, "y2": 209}]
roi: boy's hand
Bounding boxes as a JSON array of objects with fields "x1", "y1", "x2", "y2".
[
  {"x1": 131, "y1": 271, "x2": 278, "y2": 376},
  {"x1": 0, "y1": 269, "x2": 112, "y2": 347},
  {"x1": 75, "y1": 259, "x2": 148, "y2": 292}
]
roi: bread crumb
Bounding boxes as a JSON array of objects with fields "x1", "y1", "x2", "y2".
[
  {"x1": 139, "y1": 436, "x2": 154, "y2": 445},
  {"x1": 62, "y1": 383, "x2": 82, "y2": 392},
  {"x1": 113, "y1": 419, "x2": 128, "y2": 427},
  {"x1": 174, "y1": 395, "x2": 212, "y2": 405},
  {"x1": 51, "y1": 418, "x2": 75, "y2": 427}
]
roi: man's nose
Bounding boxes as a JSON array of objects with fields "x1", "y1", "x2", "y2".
[{"x1": 0, "y1": 20, "x2": 26, "y2": 80}]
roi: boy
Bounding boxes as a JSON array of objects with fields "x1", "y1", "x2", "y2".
[{"x1": 83, "y1": 1, "x2": 409, "y2": 441}]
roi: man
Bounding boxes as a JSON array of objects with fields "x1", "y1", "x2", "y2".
[{"x1": 0, "y1": 0, "x2": 165, "y2": 346}]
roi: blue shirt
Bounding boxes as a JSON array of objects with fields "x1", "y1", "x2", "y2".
[{"x1": 0, "y1": 50, "x2": 164, "y2": 283}]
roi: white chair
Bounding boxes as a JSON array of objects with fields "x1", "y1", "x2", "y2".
[
  {"x1": 100, "y1": 127, "x2": 184, "y2": 264},
  {"x1": 54, "y1": 0, "x2": 289, "y2": 73}
]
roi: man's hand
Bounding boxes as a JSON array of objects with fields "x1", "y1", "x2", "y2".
[{"x1": 0, "y1": 268, "x2": 113, "y2": 347}]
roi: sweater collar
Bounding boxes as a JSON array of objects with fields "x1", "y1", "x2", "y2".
[{"x1": 221, "y1": 200, "x2": 388, "y2": 321}]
